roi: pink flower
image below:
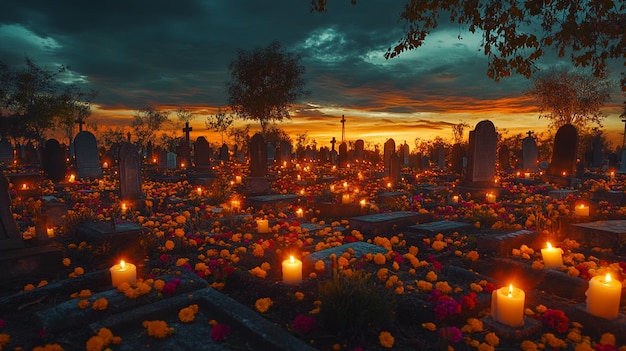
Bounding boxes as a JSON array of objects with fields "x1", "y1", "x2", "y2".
[
  {"x1": 439, "y1": 326, "x2": 462, "y2": 343},
  {"x1": 211, "y1": 324, "x2": 231, "y2": 341},
  {"x1": 292, "y1": 314, "x2": 317, "y2": 334}
]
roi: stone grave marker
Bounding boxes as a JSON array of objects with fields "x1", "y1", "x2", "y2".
[
  {"x1": 74, "y1": 131, "x2": 103, "y2": 180},
  {"x1": 400, "y1": 142, "x2": 409, "y2": 166},
  {"x1": 42, "y1": 139, "x2": 67, "y2": 183},
  {"x1": 354, "y1": 139, "x2": 364, "y2": 162},
  {"x1": 0, "y1": 173, "x2": 24, "y2": 251},
  {"x1": 176, "y1": 142, "x2": 191, "y2": 168},
  {"x1": 383, "y1": 138, "x2": 395, "y2": 176},
  {"x1": 279, "y1": 140, "x2": 292, "y2": 163},
  {"x1": 118, "y1": 142, "x2": 143, "y2": 203},
  {"x1": 498, "y1": 144, "x2": 511, "y2": 171},
  {"x1": 304, "y1": 241, "x2": 388, "y2": 272},
  {"x1": 591, "y1": 135, "x2": 603, "y2": 168},
  {"x1": 194, "y1": 137, "x2": 210, "y2": 172},
  {"x1": 450, "y1": 143, "x2": 465, "y2": 174},
  {"x1": 0, "y1": 137, "x2": 12, "y2": 165},
  {"x1": 220, "y1": 143, "x2": 229, "y2": 161},
  {"x1": 547, "y1": 124, "x2": 578, "y2": 177},
  {"x1": 249, "y1": 133, "x2": 267, "y2": 177},
  {"x1": 389, "y1": 152, "x2": 401, "y2": 184},
  {"x1": 522, "y1": 132, "x2": 538, "y2": 171},
  {"x1": 465, "y1": 120, "x2": 496, "y2": 187},
  {"x1": 349, "y1": 211, "x2": 426, "y2": 236},
  {"x1": 24, "y1": 141, "x2": 39, "y2": 166},
  {"x1": 338, "y1": 142, "x2": 348, "y2": 168},
  {"x1": 568, "y1": 220, "x2": 626, "y2": 251},
  {"x1": 477, "y1": 229, "x2": 538, "y2": 257},
  {"x1": 407, "y1": 220, "x2": 472, "y2": 235},
  {"x1": 166, "y1": 152, "x2": 177, "y2": 170}
]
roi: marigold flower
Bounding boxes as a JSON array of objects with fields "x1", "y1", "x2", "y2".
[
  {"x1": 77, "y1": 299, "x2": 90, "y2": 309},
  {"x1": 425, "y1": 271, "x2": 438, "y2": 282},
  {"x1": 164, "y1": 240, "x2": 175, "y2": 250},
  {"x1": 78, "y1": 289, "x2": 92, "y2": 298},
  {"x1": 74, "y1": 267, "x2": 84, "y2": 275},
  {"x1": 485, "y1": 332, "x2": 499, "y2": 346},
  {"x1": 0, "y1": 334, "x2": 10, "y2": 348},
  {"x1": 260, "y1": 262, "x2": 271, "y2": 271},
  {"x1": 422, "y1": 322, "x2": 437, "y2": 331},
  {"x1": 23, "y1": 284, "x2": 35, "y2": 291},
  {"x1": 314, "y1": 260, "x2": 325, "y2": 272},
  {"x1": 143, "y1": 320, "x2": 172, "y2": 338},
  {"x1": 255, "y1": 297, "x2": 273, "y2": 313},
  {"x1": 379, "y1": 331, "x2": 395, "y2": 348},
  {"x1": 294, "y1": 291, "x2": 304, "y2": 301},
  {"x1": 92, "y1": 298, "x2": 108, "y2": 311},
  {"x1": 178, "y1": 304, "x2": 199, "y2": 323},
  {"x1": 32, "y1": 343, "x2": 64, "y2": 351},
  {"x1": 600, "y1": 333, "x2": 616, "y2": 345},
  {"x1": 466, "y1": 250, "x2": 479, "y2": 261},
  {"x1": 249, "y1": 266, "x2": 267, "y2": 279},
  {"x1": 62, "y1": 258, "x2": 71, "y2": 267},
  {"x1": 373, "y1": 253, "x2": 386, "y2": 265}
]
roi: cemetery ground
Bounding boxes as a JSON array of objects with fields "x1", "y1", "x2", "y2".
[{"x1": 2, "y1": 160, "x2": 626, "y2": 351}]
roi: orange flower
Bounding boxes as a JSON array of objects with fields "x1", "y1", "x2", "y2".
[
  {"x1": 164, "y1": 240, "x2": 175, "y2": 250},
  {"x1": 92, "y1": 298, "x2": 108, "y2": 311},
  {"x1": 178, "y1": 304, "x2": 199, "y2": 323},
  {"x1": 77, "y1": 299, "x2": 90, "y2": 309},
  {"x1": 143, "y1": 320, "x2": 173, "y2": 338},
  {"x1": 379, "y1": 331, "x2": 395, "y2": 348},
  {"x1": 255, "y1": 297, "x2": 273, "y2": 313}
]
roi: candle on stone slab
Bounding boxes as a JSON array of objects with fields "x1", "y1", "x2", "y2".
[
  {"x1": 575, "y1": 204, "x2": 589, "y2": 217},
  {"x1": 103, "y1": 161, "x2": 109, "y2": 169},
  {"x1": 451, "y1": 195, "x2": 459, "y2": 204},
  {"x1": 486, "y1": 193, "x2": 496, "y2": 204},
  {"x1": 586, "y1": 273, "x2": 622, "y2": 319},
  {"x1": 491, "y1": 284, "x2": 525, "y2": 327},
  {"x1": 21, "y1": 183, "x2": 27, "y2": 190},
  {"x1": 196, "y1": 187, "x2": 202, "y2": 196},
  {"x1": 121, "y1": 203, "x2": 128, "y2": 215},
  {"x1": 235, "y1": 175, "x2": 242, "y2": 184},
  {"x1": 69, "y1": 174, "x2": 75, "y2": 183},
  {"x1": 524, "y1": 172, "x2": 531, "y2": 179},
  {"x1": 282, "y1": 256, "x2": 302, "y2": 285},
  {"x1": 330, "y1": 185, "x2": 335, "y2": 192},
  {"x1": 110, "y1": 260, "x2": 137, "y2": 287},
  {"x1": 297, "y1": 174, "x2": 301, "y2": 181},
  {"x1": 46, "y1": 227, "x2": 54, "y2": 238},
  {"x1": 610, "y1": 171, "x2": 615, "y2": 180},
  {"x1": 341, "y1": 193, "x2": 351, "y2": 204},
  {"x1": 296, "y1": 208, "x2": 304, "y2": 218},
  {"x1": 231, "y1": 200, "x2": 240, "y2": 210},
  {"x1": 541, "y1": 242, "x2": 563, "y2": 269},
  {"x1": 360, "y1": 199, "x2": 367, "y2": 208},
  {"x1": 257, "y1": 219, "x2": 269, "y2": 233}
]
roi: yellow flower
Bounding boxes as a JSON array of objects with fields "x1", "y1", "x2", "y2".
[
  {"x1": 314, "y1": 260, "x2": 325, "y2": 272},
  {"x1": 422, "y1": 322, "x2": 437, "y2": 331},
  {"x1": 78, "y1": 289, "x2": 92, "y2": 298},
  {"x1": 178, "y1": 304, "x2": 199, "y2": 323},
  {"x1": 255, "y1": 297, "x2": 273, "y2": 313},
  {"x1": 435, "y1": 281, "x2": 452, "y2": 294},
  {"x1": 143, "y1": 320, "x2": 173, "y2": 338},
  {"x1": 294, "y1": 291, "x2": 304, "y2": 301},
  {"x1": 175, "y1": 215, "x2": 186, "y2": 224},
  {"x1": 416, "y1": 280, "x2": 433, "y2": 292},
  {"x1": 0, "y1": 334, "x2": 10, "y2": 349},
  {"x1": 477, "y1": 342, "x2": 495, "y2": 351},
  {"x1": 23, "y1": 283, "x2": 35, "y2": 291},
  {"x1": 260, "y1": 262, "x2": 271, "y2": 271},
  {"x1": 466, "y1": 250, "x2": 479, "y2": 261},
  {"x1": 74, "y1": 267, "x2": 84, "y2": 275},
  {"x1": 165, "y1": 240, "x2": 175, "y2": 250},
  {"x1": 92, "y1": 298, "x2": 108, "y2": 311},
  {"x1": 377, "y1": 268, "x2": 389, "y2": 281},
  {"x1": 600, "y1": 333, "x2": 616, "y2": 345},
  {"x1": 485, "y1": 332, "x2": 499, "y2": 346},
  {"x1": 379, "y1": 331, "x2": 395, "y2": 348},
  {"x1": 520, "y1": 340, "x2": 539, "y2": 351},
  {"x1": 175, "y1": 258, "x2": 188, "y2": 267},
  {"x1": 174, "y1": 228, "x2": 185, "y2": 238},
  {"x1": 249, "y1": 266, "x2": 267, "y2": 279},
  {"x1": 432, "y1": 240, "x2": 447, "y2": 251},
  {"x1": 32, "y1": 343, "x2": 65, "y2": 351}
]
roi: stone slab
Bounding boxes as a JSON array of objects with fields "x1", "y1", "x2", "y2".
[
  {"x1": 315, "y1": 202, "x2": 363, "y2": 219},
  {"x1": 407, "y1": 220, "x2": 472, "y2": 235},
  {"x1": 547, "y1": 189, "x2": 577, "y2": 200},
  {"x1": 476, "y1": 230, "x2": 538, "y2": 257},
  {"x1": 567, "y1": 304, "x2": 626, "y2": 343},
  {"x1": 304, "y1": 241, "x2": 388, "y2": 273},
  {"x1": 349, "y1": 211, "x2": 427, "y2": 236},
  {"x1": 569, "y1": 220, "x2": 626, "y2": 250},
  {"x1": 90, "y1": 287, "x2": 316, "y2": 351},
  {"x1": 246, "y1": 194, "x2": 302, "y2": 208},
  {"x1": 482, "y1": 316, "x2": 542, "y2": 341},
  {"x1": 0, "y1": 244, "x2": 64, "y2": 282},
  {"x1": 77, "y1": 221, "x2": 149, "y2": 268}
]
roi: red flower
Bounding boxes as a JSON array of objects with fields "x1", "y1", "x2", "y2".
[
  {"x1": 210, "y1": 324, "x2": 231, "y2": 341},
  {"x1": 542, "y1": 309, "x2": 569, "y2": 333},
  {"x1": 292, "y1": 314, "x2": 317, "y2": 334}
]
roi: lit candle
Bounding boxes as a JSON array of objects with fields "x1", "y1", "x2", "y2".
[
  {"x1": 451, "y1": 195, "x2": 459, "y2": 204},
  {"x1": 235, "y1": 175, "x2": 242, "y2": 184},
  {"x1": 360, "y1": 199, "x2": 367, "y2": 208},
  {"x1": 387, "y1": 182, "x2": 392, "y2": 188},
  {"x1": 99, "y1": 180, "x2": 105, "y2": 190},
  {"x1": 103, "y1": 161, "x2": 109, "y2": 169},
  {"x1": 297, "y1": 174, "x2": 301, "y2": 181},
  {"x1": 343, "y1": 181, "x2": 348, "y2": 190},
  {"x1": 181, "y1": 162, "x2": 186, "y2": 169},
  {"x1": 610, "y1": 171, "x2": 615, "y2": 180},
  {"x1": 109, "y1": 260, "x2": 137, "y2": 287},
  {"x1": 524, "y1": 172, "x2": 531, "y2": 179},
  {"x1": 575, "y1": 204, "x2": 589, "y2": 217},
  {"x1": 282, "y1": 256, "x2": 302, "y2": 285},
  {"x1": 491, "y1": 284, "x2": 525, "y2": 327},
  {"x1": 296, "y1": 208, "x2": 304, "y2": 218},
  {"x1": 69, "y1": 174, "x2": 75, "y2": 183},
  {"x1": 257, "y1": 219, "x2": 269, "y2": 233},
  {"x1": 46, "y1": 228, "x2": 54, "y2": 238},
  {"x1": 486, "y1": 193, "x2": 496, "y2": 204},
  {"x1": 330, "y1": 185, "x2": 335, "y2": 192},
  {"x1": 231, "y1": 200, "x2": 240, "y2": 210},
  {"x1": 21, "y1": 183, "x2": 27, "y2": 190},
  {"x1": 341, "y1": 193, "x2": 351, "y2": 204},
  {"x1": 196, "y1": 187, "x2": 202, "y2": 196},
  {"x1": 541, "y1": 242, "x2": 563, "y2": 269},
  {"x1": 586, "y1": 273, "x2": 622, "y2": 319},
  {"x1": 153, "y1": 158, "x2": 157, "y2": 164},
  {"x1": 121, "y1": 203, "x2": 128, "y2": 215}
]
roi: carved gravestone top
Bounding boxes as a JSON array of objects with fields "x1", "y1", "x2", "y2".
[
  {"x1": 118, "y1": 142, "x2": 143, "y2": 202},
  {"x1": 450, "y1": 143, "x2": 466, "y2": 175},
  {"x1": 389, "y1": 152, "x2": 401, "y2": 184},
  {"x1": 42, "y1": 139, "x2": 67, "y2": 183},
  {"x1": 383, "y1": 138, "x2": 396, "y2": 177},
  {"x1": 522, "y1": 135, "x2": 538, "y2": 171},
  {"x1": 249, "y1": 133, "x2": 267, "y2": 177},
  {"x1": 354, "y1": 139, "x2": 364, "y2": 161},
  {"x1": 194, "y1": 137, "x2": 210, "y2": 172},
  {"x1": 0, "y1": 173, "x2": 24, "y2": 251},
  {"x1": 465, "y1": 120, "x2": 497, "y2": 186},
  {"x1": 547, "y1": 124, "x2": 578, "y2": 177},
  {"x1": 166, "y1": 152, "x2": 177, "y2": 170},
  {"x1": 74, "y1": 131, "x2": 102, "y2": 179},
  {"x1": 338, "y1": 142, "x2": 348, "y2": 168}
]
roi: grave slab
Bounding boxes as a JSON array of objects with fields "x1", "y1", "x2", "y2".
[
  {"x1": 548, "y1": 189, "x2": 577, "y2": 200},
  {"x1": 569, "y1": 220, "x2": 626, "y2": 250},
  {"x1": 246, "y1": 194, "x2": 302, "y2": 208},
  {"x1": 476, "y1": 229, "x2": 538, "y2": 257},
  {"x1": 407, "y1": 220, "x2": 472, "y2": 235},
  {"x1": 349, "y1": 211, "x2": 427, "y2": 236},
  {"x1": 315, "y1": 202, "x2": 363, "y2": 219},
  {"x1": 77, "y1": 221, "x2": 149, "y2": 268},
  {"x1": 0, "y1": 245, "x2": 64, "y2": 282}
]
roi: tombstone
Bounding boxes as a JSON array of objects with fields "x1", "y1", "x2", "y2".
[
  {"x1": 182, "y1": 122, "x2": 193, "y2": 143},
  {"x1": 118, "y1": 142, "x2": 143, "y2": 203},
  {"x1": 24, "y1": 141, "x2": 40, "y2": 166},
  {"x1": 389, "y1": 153, "x2": 401, "y2": 184},
  {"x1": 465, "y1": 120, "x2": 497, "y2": 187},
  {"x1": 354, "y1": 140, "x2": 364, "y2": 162},
  {"x1": 338, "y1": 142, "x2": 348, "y2": 168},
  {"x1": 220, "y1": 143, "x2": 230, "y2": 162},
  {"x1": 306, "y1": 145, "x2": 316, "y2": 161},
  {"x1": 591, "y1": 136, "x2": 603, "y2": 168},
  {"x1": 157, "y1": 148, "x2": 167, "y2": 170},
  {"x1": 319, "y1": 147, "x2": 330, "y2": 164},
  {"x1": 279, "y1": 140, "x2": 292, "y2": 163},
  {"x1": 420, "y1": 154, "x2": 430, "y2": 170},
  {"x1": 74, "y1": 131, "x2": 102, "y2": 179},
  {"x1": 547, "y1": 124, "x2": 578, "y2": 177},
  {"x1": 146, "y1": 141, "x2": 153, "y2": 162},
  {"x1": 435, "y1": 144, "x2": 445, "y2": 169},
  {"x1": 0, "y1": 138, "x2": 13, "y2": 165},
  {"x1": 0, "y1": 173, "x2": 24, "y2": 250},
  {"x1": 498, "y1": 144, "x2": 511, "y2": 171},
  {"x1": 176, "y1": 142, "x2": 191, "y2": 169},
  {"x1": 249, "y1": 133, "x2": 267, "y2": 177},
  {"x1": 608, "y1": 152, "x2": 618, "y2": 170},
  {"x1": 42, "y1": 139, "x2": 67, "y2": 183},
  {"x1": 399, "y1": 143, "x2": 409, "y2": 166},
  {"x1": 194, "y1": 137, "x2": 211, "y2": 172},
  {"x1": 383, "y1": 139, "x2": 396, "y2": 176},
  {"x1": 266, "y1": 142, "x2": 276, "y2": 164},
  {"x1": 450, "y1": 143, "x2": 465, "y2": 175},
  {"x1": 167, "y1": 152, "x2": 177, "y2": 170},
  {"x1": 522, "y1": 133, "x2": 538, "y2": 171}
]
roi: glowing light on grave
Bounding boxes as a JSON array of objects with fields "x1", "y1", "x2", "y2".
[
  {"x1": 574, "y1": 203, "x2": 589, "y2": 217},
  {"x1": 486, "y1": 193, "x2": 496, "y2": 204},
  {"x1": 282, "y1": 255, "x2": 302, "y2": 285},
  {"x1": 541, "y1": 242, "x2": 563, "y2": 269},
  {"x1": 296, "y1": 208, "x2": 304, "y2": 218},
  {"x1": 69, "y1": 174, "x2": 75, "y2": 183},
  {"x1": 451, "y1": 195, "x2": 459, "y2": 204},
  {"x1": 491, "y1": 284, "x2": 525, "y2": 327},
  {"x1": 257, "y1": 219, "x2": 269, "y2": 233},
  {"x1": 110, "y1": 260, "x2": 137, "y2": 287},
  {"x1": 586, "y1": 273, "x2": 622, "y2": 319},
  {"x1": 235, "y1": 175, "x2": 242, "y2": 184}
]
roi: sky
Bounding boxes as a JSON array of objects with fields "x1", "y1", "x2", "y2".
[{"x1": 0, "y1": 0, "x2": 624, "y2": 150}]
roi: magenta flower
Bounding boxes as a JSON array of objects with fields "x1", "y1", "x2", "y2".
[
  {"x1": 439, "y1": 326, "x2": 462, "y2": 343},
  {"x1": 211, "y1": 324, "x2": 231, "y2": 341},
  {"x1": 292, "y1": 314, "x2": 317, "y2": 334}
]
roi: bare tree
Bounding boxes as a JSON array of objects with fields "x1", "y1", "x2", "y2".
[{"x1": 206, "y1": 108, "x2": 234, "y2": 145}]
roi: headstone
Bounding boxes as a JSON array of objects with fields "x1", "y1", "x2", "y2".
[
  {"x1": 74, "y1": 131, "x2": 103, "y2": 179},
  {"x1": 0, "y1": 173, "x2": 24, "y2": 250},
  {"x1": 194, "y1": 137, "x2": 211, "y2": 172},
  {"x1": 399, "y1": 143, "x2": 409, "y2": 166},
  {"x1": 389, "y1": 153, "x2": 401, "y2": 184},
  {"x1": 383, "y1": 139, "x2": 396, "y2": 177},
  {"x1": 435, "y1": 144, "x2": 446, "y2": 169},
  {"x1": 42, "y1": 139, "x2": 67, "y2": 183},
  {"x1": 118, "y1": 142, "x2": 143, "y2": 202},
  {"x1": 620, "y1": 150, "x2": 626, "y2": 174},
  {"x1": 146, "y1": 141, "x2": 153, "y2": 162},
  {"x1": 450, "y1": 143, "x2": 465, "y2": 175},
  {"x1": 522, "y1": 133, "x2": 539, "y2": 171},
  {"x1": 249, "y1": 133, "x2": 267, "y2": 177},
  {"x1": 354, "y1": 139, "x2": 364, "y2": 162},
  {"x1": 182, "y1": 122, "x2": 193, "y2": 143},
  {"x1": 157, "y1": 148, "x2": 167, "y2": 170},
  {"x1": 220, "y1": 143, "x2": 229, "y2": 162},
  {"x1": 0, "y1": 138, "x2": 14, "y2": 165},
  {"x1": 319, "y1": 147, "x2": 330, "y2": 164},
  {"x1": 279, "y1": 140, "x2": 292, "y2": 163},
  {"x1": 591, "y1": 136, "x2": 603, "y2": 168},
  {"x1": 176, "y1": 142, "x2": 191, "y2": 169},
  {"x1": 498, "y1": 144, "x2": 511, "y2": 171},
  {"x1": 24, "y1": 141, "x2": 39, "y2": 166},
  {"x1": 465, "y1": 120, "x2": 497, "y2": 186},
  {"x1": 166, "y1": 152, "x2": 177, "y2": 170},
  {"x1": 338, "y1": 142, "x2": 348, "y2": 168},
  {"x1": 547, "y1": 124, "x2": 578, "y2": 177},
  {"x1": 266, "y1": 142, "x2": 276, "y2": 164}
]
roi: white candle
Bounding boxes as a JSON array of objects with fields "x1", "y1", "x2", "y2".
[
  {"x1": 235, "y1": 176, "x2": 242, "y2": 184},
  {"x1": 451, "y1": 195, "x2": 459, "y2": 204},
  {"x1": 110, "y1": 260, "x2": 137, "y2": 287},
  {"x1": 586, "y1": 274, "x2": 622, "y2": 319},
  {"x1": 541, "y1": 242, "x2": 563, "y2": 269},
  {"x1": 486, "y1": 193, "x2": 496, "y2": 204},
  {"x1": 360, "y1": 199, "x2": 367, "y2": 208},
  {"x1": 196, "y1": 187, "x2": 202, "y2": 196},
  {"x1": 282, "y1": 256, "x2": 302, "y2": 285},
  {"x1": 491, "y1": 284, "x2": 525, "y2": 327},
  {"x1": 69, "y1": 174, "x2": 75, "y2": 183},
  {"x1": 103, "y1": 161, "x2": 109, "y2": 169},
  {"x1": 297, "y1": 174, "x2": 301, "y2": 181},
  {"x1": 524, "y1": 172, "x2": 531, "y2": 179},
  {"x1": 610, "y1": 171, "x2": 615, "y2": 180},
  {"x1": 296, "y1": 208, "x2": 304, "y2": 218},
  {"x1": 575, "y1": 204, "x2": 589, "y2": 217},
  {"x1": 121, "y1": 203, "x2": 128, "y2": 215},
  {"x1": 341, "y1": 194, "x2": 351, "y2": 204},
  {"x1": 46, "y1": 228, "x2": 54, "y2": 238},
  {"x1": 257, "y1": 219, "x2": 269, "y2": 233},
  {"x1": 231, "y1": 200, "x2": 240, "y2": 210}
]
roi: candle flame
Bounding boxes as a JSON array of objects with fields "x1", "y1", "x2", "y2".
[
  {"x1": 508, "y1": 284, "x2": 513, "y2": 297},
  {"x1": 547, "y1": 242, "x2": 553, "y2": 250},
  {"x1": 578, "y1": 204, "x2": 585, "y2": 209},
  {"x1": 120, "y1": 260, "x2": 126, "y2": 269},
  {"x1": 289, "y1": 256, "x2": 295, "y2": 264},
  {"x1": 606, "y1": 273, "x2": 612, "y2": 283}
]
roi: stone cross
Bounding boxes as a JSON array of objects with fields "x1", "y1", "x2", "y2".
[
  {"x1": 75, "y1": 117, "x2": 85, "y2": 133},
  {"x1": 341, "y1": 115, "x2": 346, "y2": 143},
  {"x1": 127, "y1": 132, "x2": 131, "y2": 143},
  {"x1": 183, "y1": 122, "x2": 193, "y2": 143},
  {"x1": 330, "y1": 137, "x2": 337, "y2": 151},
  {"x1": 527, "y1": 131, "x2": 533, "y2": 138}
]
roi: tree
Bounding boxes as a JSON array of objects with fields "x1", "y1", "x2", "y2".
[
  {"x1": 131, "y1": 107, "x2": 170, "y2": 152},
  {"x1": 56, "y1": 85, "x2": 98, "y2": 145},
  {"x1": 311, "y1": 1, "x2": 625, "y2": 83},
  {"x1": 227, "y1": 41, "x2": 310, "y2": 134},
  {"x1": 227, "y1": 124, "x2": 251, "y2": 155},
  {"x1": 206, "y1": 107, "x2": 234, "y2": 144},
  {"x1": 526, "y1": 69, "x2": 612, "y2": 130},
  {"x1": 451, "y1": 122, "x2": 470, "y2": 144}
]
